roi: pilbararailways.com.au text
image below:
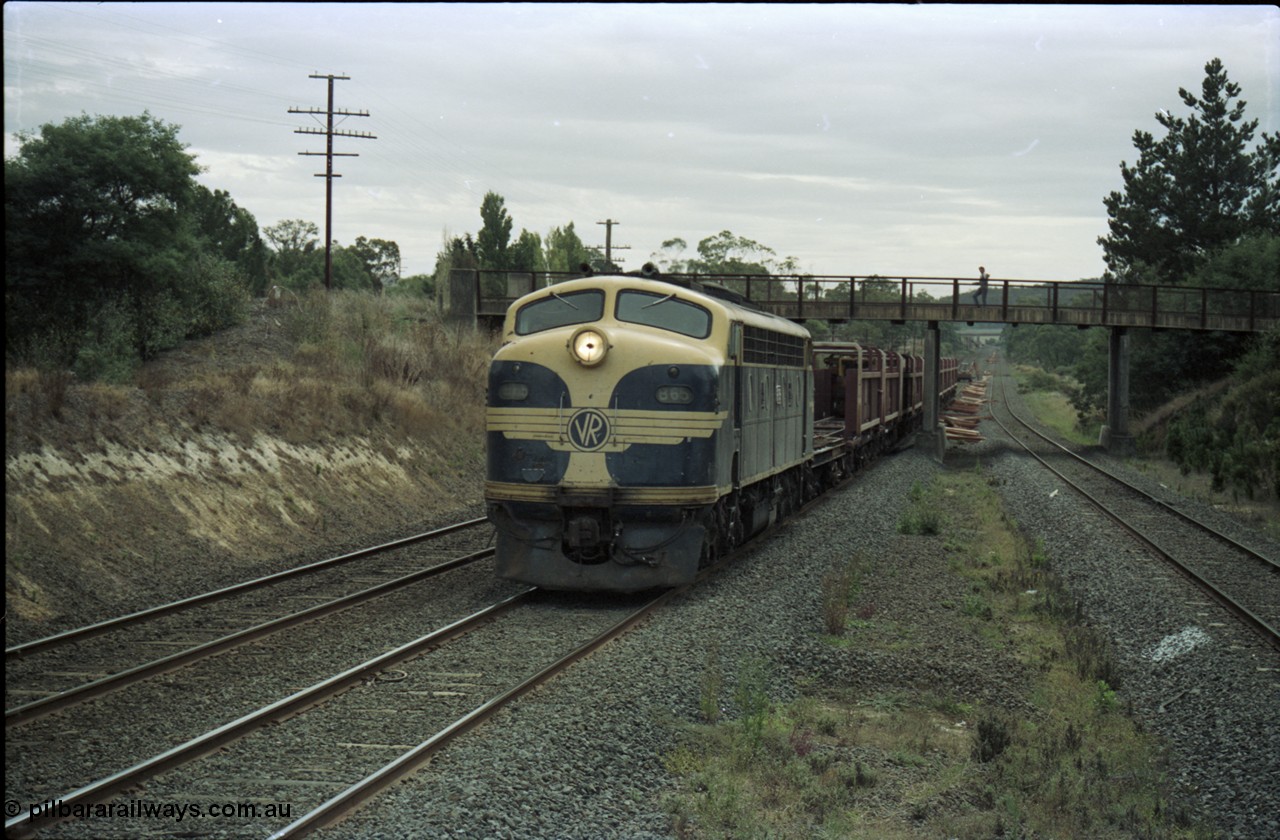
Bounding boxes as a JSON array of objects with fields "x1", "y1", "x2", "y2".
[{"x1": 9, "y1": 797, "x2": 292, "y2": 824}]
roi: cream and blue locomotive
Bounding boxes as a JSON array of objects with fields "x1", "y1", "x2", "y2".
[{"x1": 485, "y1": 270, "x2": 814, "y2": 591}]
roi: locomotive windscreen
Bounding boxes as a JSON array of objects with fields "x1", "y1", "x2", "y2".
[
  {"x1": 616, "y1": 290, "x2": 712, "y2": 338},
  {"x1": 515, "y1": 289, "x2": 605, "y2": 334}
]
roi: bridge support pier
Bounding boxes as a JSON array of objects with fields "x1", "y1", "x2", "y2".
[
  {"x1": 920, "y1": 320, "x2": 946, "y2": 461},
  {"x1": 446, "y1": 268, "x2": 478, "y2": 327},
  {"x1": 1099, "y1": 326, "x2": 1136, "y2": 456}
]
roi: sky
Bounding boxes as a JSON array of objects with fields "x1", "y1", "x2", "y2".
[{"x1": 4, "y1": 3, "x2": 1278, "y2": 283}]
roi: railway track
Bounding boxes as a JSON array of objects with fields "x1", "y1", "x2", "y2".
[
  {"x1": 5, "y1": 407, "x2": 911, "y2": 838},
  {"x1": 7, "y1": 518, "x2": 491, "y2": 660},
  {"x1": 990, "y1": 370, "x2": 1280, "y2": 652},
  {"x1": 5, "y1": 519, "x2": 494, "y2": 725},
  {"x1": 7, "y1": 468, "x2": 849, "y2": 837},
  {"x1": 5, "y1": 587, "x2": 670, "y2": 838},
  {"x1": 6, "y1": 518, "x2": 513, "y2": 834}
]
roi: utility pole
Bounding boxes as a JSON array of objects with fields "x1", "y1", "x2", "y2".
[
  {"x1": 290, "y1": 73, "x2": 375, "y2": 291},
  {"x1": 595, "y1": 219, "x2": 630, "y2": 268}
]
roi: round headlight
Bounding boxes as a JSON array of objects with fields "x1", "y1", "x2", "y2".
[{"x1": 569, "y1": 328, "x2": 608, "y2": 366}]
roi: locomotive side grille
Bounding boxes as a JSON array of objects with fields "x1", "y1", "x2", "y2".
[{"x1": 742, "y1": 325, "x2": 806, "y2": 366}]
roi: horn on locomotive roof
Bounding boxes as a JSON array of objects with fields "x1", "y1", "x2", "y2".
[
  {"x1": 640, "y1": 262, "x2": 661, "y2": 278},
  {"x1": 578, "y1": 262, "x2": 595, "y2": 277}
]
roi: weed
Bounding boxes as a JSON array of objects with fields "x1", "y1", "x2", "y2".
[
  {"x1": 698, "y1": 643, "x2": 723, "y2": 724},
  {"x1": 37, "y1": 369, "x2": 74, "y2": 420},
  {"x1": 1093, "y1": 679, "x2": 1119, "y2": 714},
  {"x1": 733, "y1": 657, "x2": 771, "y2": 755},
  {"x1": 820, "y1": 555, "x2": 865, "y2": 635},
  {"x1": 788, "y1": 728, "x2": 814, "y2": 758},
  {"x1": 897, "y1": 508, "x2": 941, "y2": 535},
  {"x1": 820, "y1": 570, "x2": 850, "y2": 634},
  {"x1": 1064, "y1": 624, "x2": 1119, "y2": 688},
  {"x1": 973, "y1": 710, "x2": 1013, "y2": 763},
  {"x1": 962, "y1": 593, "x2": 994, "y2": 621},
  {"x1": 662, "y1": 468, "x2": 1212, "y2": 839}
]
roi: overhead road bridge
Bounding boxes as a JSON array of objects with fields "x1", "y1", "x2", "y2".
[{"x1": 452, "y1": 269, "x2": 1279, "y2": 455}]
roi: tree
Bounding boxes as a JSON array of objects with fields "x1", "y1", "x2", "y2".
[
  {"x1": 545, "y1": 223, "x2": 594, "y2": 274},
  {"x1": 1185, "y1": 231, "x2": 1280, "y2": 291},
  {"x1": 649, "y1": 238, "x2": 690, "y2": 272},
  {"x1": 263, "y1": 219, "x2": 322, "y2": 289},
  {"x1": 509, "y1": 229, "x2": 547, "y2": 273},
  {"x1": 1082, "y1": 60, "x2": 1280, "y2": 424},
  {"x1": 689, "y1": 230, "x2": 777, "y2": 275},
  {"x1": 1005, "y1": 324, "x2": 1092, "y2": 372},
  {"x1": 186, "y1": 185, "x2": 268, "y2": 295},
  {"x1": 5, "y1": 111, "x2": 249, "y2": 374},
  {"x1": 477, "y1": 191, "x2": 514, "y2": 271},
  {"x1": 1165, "y1": 329, "x2": 1279, "y2": 500},
  {"x1": 7, "y1": 113, "x2": 199, "y2": 348},
  {"x1": 428, "y1": 232, "x2": 479, "y2": 303},
  {"x1": 1099, "y1": 58, "x2": 1280, "y2": 285},
  {"x1": 349, "y1": 236, "x2": 402, "y2": 290},
  {"x1": 392, "y1": 273, "x2": 436, "y2": 299},
  {"x1": 324, "y1": 246, "x2": 367, "y2": 291}
]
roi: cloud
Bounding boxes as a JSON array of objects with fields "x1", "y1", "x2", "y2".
[
  {"x1": 5, "y1": 3, "x2": 1277, "y2": 280},
  {"x1": 1012, "y1": 139, "x2": 1041, "y2": 157}
]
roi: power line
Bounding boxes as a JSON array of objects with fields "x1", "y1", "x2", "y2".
[{"x1": 289, "y1": 73, "x2": 375, "y2": 291}]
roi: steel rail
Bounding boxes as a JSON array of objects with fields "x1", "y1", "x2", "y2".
[
  {"x1": 268, "y1": 586, "x2": 681, "y2": 839},
  {"x1": 991, "y1": 374, "x2": 1280, "y2": 653},
  {"x1": 5, "y1": 548, "x2": 494, "y2": 727},
  {"x1": 1000, "y1": 381, "x2": 1278, "y2": 573},
  {"x1": 270, "y1": 465, "x2": 860, "y2": 837},
  {"x1": 3, "y1": 588, "x2": 535, "y2": 840},
  {"x1": 6, "y1": 517, "x2": 490, "y2": 660},
  {"x1": 8, "y1": 412, "x2": 906, "y2": 837}
]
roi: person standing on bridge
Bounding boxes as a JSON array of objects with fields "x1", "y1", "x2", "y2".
[{"x1": 974, "y1": 265, "x2": 990, "y2": 306}]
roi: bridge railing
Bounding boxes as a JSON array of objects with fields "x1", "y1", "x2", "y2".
[{"x1": 466, "y1": 269, "x2": 1278, "y2": 333}]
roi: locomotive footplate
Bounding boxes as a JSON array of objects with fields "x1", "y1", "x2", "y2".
[
  {"x1": 489, "y1": 500, "x2": 704, "y2": 592},
  {"x1": 556, "y1": 486, "x2": 615, "y2": 507}
]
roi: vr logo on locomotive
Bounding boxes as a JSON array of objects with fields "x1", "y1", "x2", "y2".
[{"x1": 567, "y1": 408, "x2": 610, "y2": 451}]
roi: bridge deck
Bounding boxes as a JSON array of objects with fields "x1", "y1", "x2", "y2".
[{"x1": 463, "y1": 270, "x2": 1278, "y2": 333}]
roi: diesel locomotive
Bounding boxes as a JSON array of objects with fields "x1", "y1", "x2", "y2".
[{"x1": 484, "y1": 268, "x2": 957, "y2": 592}]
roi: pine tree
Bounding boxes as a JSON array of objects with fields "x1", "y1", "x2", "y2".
[{"x1": 1098, "y1": 58, "x2": 1279, "y2": 285}]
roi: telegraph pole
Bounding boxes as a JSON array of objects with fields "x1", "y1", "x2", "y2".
[
  {"x1": 290, "y1": 73, "x2": 375, "y2": 290},
  {"x1": 595, "y1": 219, "x2": 630, "y2": 268}
]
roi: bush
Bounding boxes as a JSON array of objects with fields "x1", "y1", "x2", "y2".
[
  {"x1": 973, "y1": 710, "x2": 1013, "y2": 763},
  {"x1": 898, "y1": 508, "x2": 941, "y2": 535},
  {"x1": 184, "y1": 253, "x2": 251, "y2": 337},
  {"x1": 1164, "y1": 332, "x2": 1280, "y2": 501},
  {"x1": 72, "y1": 300, "x2": 143, "y2": 384}
]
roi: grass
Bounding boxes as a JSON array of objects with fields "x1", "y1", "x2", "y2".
[
  {"x1": 662, "y1": 467, "x2": 1213, "y2": 839},
  {"x1": 1013, "y1": 363, "x2": 1280, "y2": 541},
  {"x1": 1010, "y1": 364, "x2": 1099, "y2": 446}
]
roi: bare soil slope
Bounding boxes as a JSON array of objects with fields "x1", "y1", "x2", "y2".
[{"x1": 6, "y1": 301, "x2": 488, "y2": 641}]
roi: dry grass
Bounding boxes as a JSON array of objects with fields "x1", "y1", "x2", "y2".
[
  {"x1": 159, "y1": 290, "x2": 495, "y2": 446},
  {"x1": 5, "y1": 290, "x2": 497, "y2": 628}
]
